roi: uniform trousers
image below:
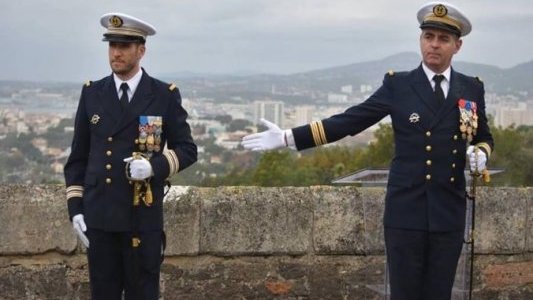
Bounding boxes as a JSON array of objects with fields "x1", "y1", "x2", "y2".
[
  {"x1": 86, "y1": 228, "x2": 163, "y2": 300},
  {"x1": 385, "y1": 228, "x2": 464, "y2": 300}
]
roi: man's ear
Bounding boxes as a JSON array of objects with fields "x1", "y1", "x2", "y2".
[
  {"x1": 138, "y1": 44, "x2": 146, "y2": 58},
  {"x1": 454, "y1": 38, "x2": 463, "y2": 54}
]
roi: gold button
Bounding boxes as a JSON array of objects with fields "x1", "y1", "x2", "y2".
[
  {"x1": 452, "y1": 149, "x2": 457, "y2": 154},
  {"x1": 426, "y1": 145, "x2": 432, "y2": 152},
  {"x1": 106, "y1": 164, "x2": 112, "y2": 170},
  {"x1": 426, "y1": 174, "x2": 431, "y2": 180},
  {"x1": 107, "y1": 137, "x2": 113, "y2": 142},
  {"x1": 450, "y1": 177, "x2": 455, "y2": 182},
  {"x1": 426, "y1": 160, "x2": 432, "y2": 166},
  {"x1": 105, "y1": 178, "x2": 112, "y2": 184},
  {"x1": 135, "y1": 139, "x2": 139, "y2": 144},
  {"x1": 452, "y1": 163, "x2": 456, "y2": 168},
  {"x1": 106, "y1": 150, "x2": 112, "y2": 156},
  {"x1": 453, "y1": 135, "x2": 458, "y2": 140},
  {"x1": 426, "y1": 131, "x2": 431, "y2": 137}
]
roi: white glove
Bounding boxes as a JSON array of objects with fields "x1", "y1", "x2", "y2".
[
  {"x1": 466, "y1": 145, "x2": 487, "y2": 173},
  {"x1": 124, "y1": 156, "x2": 153, "y2": 180},
  {"x1": 241, "y1": 118, "x2": 286, "y2": 151},
  {"x1": 72, "y1": 214, "x2": 89, "y2": 248}
]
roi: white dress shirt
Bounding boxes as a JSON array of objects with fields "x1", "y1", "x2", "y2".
[
  {"x1": 113, "y1": 68, "x2": 143, "y2": 102},
  {"x1": 422, "y1": 63, "x2": 451, "y2": 98}
]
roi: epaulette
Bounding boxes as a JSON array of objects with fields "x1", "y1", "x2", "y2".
[
  {"x1": 387, "y1": 70, "x2": 395, "y2": 76},
  {"x1": 84, "y1": 80, "x2": 92, "y2": 87},
  {"x1": 476, "y1": 76, "x2": 483, "y2": 83},
  {"x1": 168, "y1": 83, "x2": 177, "y2": 91}
]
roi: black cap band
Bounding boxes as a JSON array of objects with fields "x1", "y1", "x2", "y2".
[{"x1": 102, "y1": 34, "x2": 146, "y2": 43}]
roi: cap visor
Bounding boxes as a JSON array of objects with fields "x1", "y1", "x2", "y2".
[{"x1": 102, "y1": 34, "x2": 145, "y2": 43}]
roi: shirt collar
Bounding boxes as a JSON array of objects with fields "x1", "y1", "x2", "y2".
[
  {"x1": 422, "y1": 63, "x2": 451, "y2": 83},
  {"x1": 113, "y1": 68, "x2": 143, "y2": 95}
]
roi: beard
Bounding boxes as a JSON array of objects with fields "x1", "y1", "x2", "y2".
[{"x1": 110, "y1": 60, "x2": 136, "y2": 76}]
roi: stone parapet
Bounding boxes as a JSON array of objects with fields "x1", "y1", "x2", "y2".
[{"x1": 0, "y1": 185, "x2": 531, "y2": 299}]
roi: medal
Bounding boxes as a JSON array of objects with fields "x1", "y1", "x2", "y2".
[
  {"x1": 457, "y1": 99, "x2": 478, "y2": 141},
  {"x1": 460, "y1": 124, "x2": 467, "y2": 133},
  {"x1": 138, "y1": 116, "x2": 164, "y2": 157}
]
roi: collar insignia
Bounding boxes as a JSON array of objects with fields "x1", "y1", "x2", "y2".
[
  {"x1": 90, "y1": 114, "x2": 100, "y2": 125},
  {"x1": 409, "y1": 112, "x2": 420, "y2": 123}
]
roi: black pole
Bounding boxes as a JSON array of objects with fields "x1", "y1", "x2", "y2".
[
  {"x1": 467, "y1": 171, "x2": 479, "y2": 300},
  {"x1": 469, "y1": 194, "x2": 475, "y2": 300}
]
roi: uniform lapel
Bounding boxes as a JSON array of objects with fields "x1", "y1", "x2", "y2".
[
  {"x1": 100, "y1": 75, "x2": 123, "y2": 122},
  {"x1": 410, "y1": 65, "x2": 439, "y2": 115},
  {"x1": 112, "y1": 71, "x2": 155, "y2": 135},
  {"x1": 430, "y1": 69, "x2": 464, "y2": 127}
]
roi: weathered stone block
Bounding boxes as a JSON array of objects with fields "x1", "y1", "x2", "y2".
[
  {"x1": 160, "y1": 256, "x2": 387, "y2": 300},
  {"x1": 199, "y1": 187, "x2": 313, "y2": 255},
  {"x1": 360, "y1": 188, "x2": 387, "y2": 254},
  {"x1": 312, "y1": 186, "x2": 365, "y2": 255},
  {"x1": 476, "y1": 187, "x2": 528, "y2": 254},
  {"x1": 0, "y1": 184, "x2": 77, "y2": 254},
  {"x1": 527, "y1": 188, "x2": 533, "y2": 252},
  {"x1": 482, "y1": 260, "x2": 533, "y2": 288},
  {"x1": 163, "y1": 186, "x2": 200, "y2": 255},
  {"x1": 0, "y1": 265, "x2": 73, "y2": 299}
]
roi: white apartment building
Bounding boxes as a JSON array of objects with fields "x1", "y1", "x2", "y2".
[
  {"x1": 294, "y1": 105, "x2": 316, "y2": 126},
  {"x1": 494, "y1": 102, "x2": 533, "y2": 128},
  {"x1": 253, "y1": 100, "x2": 284, "y2": 127}
]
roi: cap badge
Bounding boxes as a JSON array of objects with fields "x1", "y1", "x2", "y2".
[
  {"x1": 109, "y1": 15, "x2": 123, "y2": 28},
  {"x1": 90, "y1": 114, "x2": 100, "y2": 125},
  {"x1": 409, "y1": 112, "x2": 420, "y2": 123},
  {"x1": 433, "y1": 4, "x2": 448, "y2": 17}
]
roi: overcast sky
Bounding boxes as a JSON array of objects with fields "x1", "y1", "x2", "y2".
[{"x1": 1, "y1": 0, "x2": 532, "y2": 82}]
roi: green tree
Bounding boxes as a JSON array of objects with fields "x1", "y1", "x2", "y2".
[
  {"x1": 489, "y1": 125, "x2": 533, "y2": 186},
  {"x1": 227, "y1": 119, "x2": 252, "y2": 132}
]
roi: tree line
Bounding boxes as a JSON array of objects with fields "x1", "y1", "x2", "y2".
[{"x1": 179, "y1": 122, "x2": 533, "y2": 187}]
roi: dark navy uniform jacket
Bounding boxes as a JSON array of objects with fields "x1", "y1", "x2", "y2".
[
  {"x1": 292, "y1": 65, "x2": 493, "y2": 232},
  {"x1": 64, "y1": 70, "x2": 197, "y2": 232}
]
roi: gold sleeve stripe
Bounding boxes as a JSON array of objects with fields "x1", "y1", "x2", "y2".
[
  {"x1": 310, "y1": 122, "x2": 321, "y2": 146},
  {"x1": 66, "y1": 185, "x2": 84, "y2": 200},
  {"x1": 316, "y1": 121, "x2": 327, "y2": 145},
  {"x1": 310, "y1": 121, "x2": 327, "y2": 146},
  {"x1": 163, "y1": 149, "x2": 180, "y2": 176},
  {"x1": 476, "y1": 142, "x2": 492, "y2": 158}
]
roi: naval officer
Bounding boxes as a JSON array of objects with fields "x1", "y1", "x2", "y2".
[
  {"x1": 64, "y1": 12, "x2": 197, "y2": 299},
  {"x1": 242, "y1": 2, "x2": 493, "y2": 299}
]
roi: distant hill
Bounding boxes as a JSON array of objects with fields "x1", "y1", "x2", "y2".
[
  {"x1": 288, "y1": 52, "x2": 531, "y2": 95},
  {"x1": 168, "y1": 52, "x2": 532, "y2": 96}
]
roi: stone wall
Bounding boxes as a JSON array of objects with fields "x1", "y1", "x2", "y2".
[{"x1": 0, "y1": 185, "x2": 531, "y2": 299}]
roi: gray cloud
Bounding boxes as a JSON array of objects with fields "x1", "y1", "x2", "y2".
[{"x1": 0, "y1": 0, "x2": 531, "y2": 81}]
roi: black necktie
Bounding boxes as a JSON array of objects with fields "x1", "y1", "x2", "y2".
[
  {"x1": 119, "y1": 82, "x2": 129, "y2": 110},
  {"x1": 433, "y1": 74, "x2": 445, "y2": 103}
]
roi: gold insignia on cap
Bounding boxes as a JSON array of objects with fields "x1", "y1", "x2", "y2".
[
  {"x1": 110, "y1": 15, "x2": 123, "y2": 28},
  {"x1": 433, "y1": 4, "x2": 448, "y2": 17},
  {"x1": 90, "y1": 114, "x2": 100, "y2": 125},
  {"x1": 84, "y1": 80, "x2": 91, "y2": 87},
  {"x1": 388, "y1": 70, "x2": 395, "y2": 76},
  {"x1": 169, "y1": 83, "x2": 177, "y2": 91}
]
